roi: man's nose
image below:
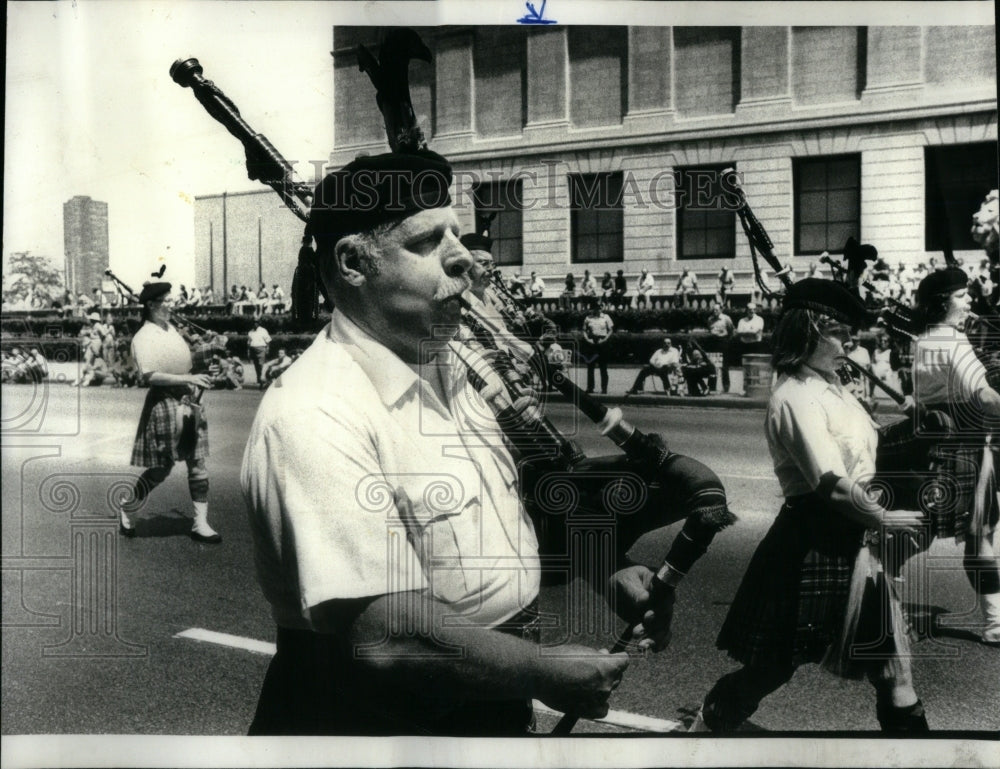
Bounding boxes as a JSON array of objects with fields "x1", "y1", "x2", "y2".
[{"x1": 442, "y1": 234, "x2": 474, "y2": 278}]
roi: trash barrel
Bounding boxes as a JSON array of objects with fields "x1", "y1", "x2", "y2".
[{"x1": 742, "y1": 354, "x2": 773, "y2": 399}]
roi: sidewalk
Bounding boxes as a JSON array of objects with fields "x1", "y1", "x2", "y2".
[{"x1": 555, "y1": 364, "x2": 767, "y2": 409}]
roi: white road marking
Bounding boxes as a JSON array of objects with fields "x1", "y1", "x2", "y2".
[
  {"x1": 176, "y1": 627, "x2": 686, "y2": 733},
  {"x1": 531, "y1": 701, "x2": 684, "y2": 733},
  {"x1": 174, "y1": 627, "x2": 276, "y2": 656}
]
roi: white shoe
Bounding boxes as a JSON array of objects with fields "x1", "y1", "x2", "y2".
[
  {"x1": 981, "y1": 593, "x2": 1000, "y2": 645},
  {"x1": 119, "y1": 509, "x2": 135, "y2": 537}
]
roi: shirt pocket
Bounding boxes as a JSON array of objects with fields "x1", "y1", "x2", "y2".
[{"x1": 393, "y1": 472, "x2": 477, "y2": 603}]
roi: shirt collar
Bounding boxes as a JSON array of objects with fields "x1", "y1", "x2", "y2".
[{"x1": 327, "y1": 309, "x2": 462, "y2": 411}]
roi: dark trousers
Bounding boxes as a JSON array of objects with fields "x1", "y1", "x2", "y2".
[
  {"x1": 630, "y1": 365, "x2": 671, "y2": 393},
  {"x1": 584, "y1": 344, "x2": 608, "y2": 393},
  {"x1": 249, "y1": 346, "x2": 267, "y2": 384}
]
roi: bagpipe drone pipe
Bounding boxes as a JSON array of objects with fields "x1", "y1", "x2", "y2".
[{"x1": 459, "y1": 275, "x2": 737, "y2": 592}]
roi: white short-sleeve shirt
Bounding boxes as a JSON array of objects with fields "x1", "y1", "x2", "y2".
[
  {"x1": 130, "y1": 321, "x2": 192, "y2": 377},
  {"x1": 241, "y1": 310, "x2": 540, "y2": 632},
  {"x1": 766, "y1": 368, "x2": 879, "y2": 498}
]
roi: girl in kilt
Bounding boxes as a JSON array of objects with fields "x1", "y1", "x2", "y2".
[
  {"x1": 912, "y1": 267, "x2": 1000, "y2": 644},
  {"x1": 691, "y1": 279, "x2": 928, "y2": 732},
  {"x1": 118, "y1": 282, "x2": 221, "y2": 543}
]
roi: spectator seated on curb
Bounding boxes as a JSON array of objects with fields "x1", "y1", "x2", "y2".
[
  {"x1": 626, "y1": 337, "x2": 681, "y2": 396},
  {"x1": 682, "y1": 348, "x2": 716, "y2": 396},
  {"x1": 261, "y1": 348, "x2": 294, "y2": 389}
]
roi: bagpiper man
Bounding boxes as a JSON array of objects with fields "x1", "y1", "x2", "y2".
[{"x1": 117, "y1": 281, "x2": 221, "y2": 543}]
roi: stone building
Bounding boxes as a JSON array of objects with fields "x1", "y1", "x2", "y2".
[
  {"x1": 63, "y1": 195, "x2": 109, "y2": 297},
  {"x1": 195, "y1": 25, "x2": 998, "y2": 296}
]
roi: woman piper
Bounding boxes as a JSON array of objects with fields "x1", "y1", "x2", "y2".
[
  {"x1": 691, "y1": 278, "x2": 928, "y2": 732},
  {"x1": 911, "y1": 267, "x2": 1000, "y2": 644},
  {"x1": 117, "y1": 281, "x2": 221, "y2": 543}
]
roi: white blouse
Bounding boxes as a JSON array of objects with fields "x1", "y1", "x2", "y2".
[{"x1": 766, "y1": 368, "x2": 879, "y2": 498}]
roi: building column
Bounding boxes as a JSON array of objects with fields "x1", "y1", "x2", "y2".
[{"x1": 735, "y1": 27, "x2": 792, "y2": 118}]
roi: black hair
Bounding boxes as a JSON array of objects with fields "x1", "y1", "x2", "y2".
[{"x1": 912, "y1": 289, "x2": 954, "y2": 334}]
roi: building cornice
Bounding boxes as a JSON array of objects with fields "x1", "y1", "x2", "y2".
[{"x1": 331, "y1": 98, "x2": 997, "y2": 165}]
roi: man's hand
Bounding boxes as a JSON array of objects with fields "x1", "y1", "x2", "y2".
[
  {"x1": 608, "y1": 565, "x2": 675, "y2": 652},
  {"x1": 536, "y1": 645, "x2": 629, "y2": 720}
]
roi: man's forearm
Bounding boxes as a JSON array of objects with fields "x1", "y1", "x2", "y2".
[{"x1": 339, "y1": 593, "x2": 546, "y2": 703}]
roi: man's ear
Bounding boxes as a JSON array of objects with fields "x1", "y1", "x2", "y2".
[{"x1": 333, "y1": 236, "x2": 369, "y2": 288}]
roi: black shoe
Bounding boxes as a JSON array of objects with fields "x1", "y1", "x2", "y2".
[
  {"x1": 190, "y1": 530, "x2": 222, "y2": 545},
  {"x1": 119, "y1": 522, "x2": 136, "y2": 538},
  {"x1": 585, "y1": 389, "x2": 595, "y2": 394},
  {"x1": 625, "y1": 389, "x2": 639, "y2": 396}
]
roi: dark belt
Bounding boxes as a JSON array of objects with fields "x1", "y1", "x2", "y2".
[{"x1": 493, "y1": 599, "x2": 542, "y2": 644}]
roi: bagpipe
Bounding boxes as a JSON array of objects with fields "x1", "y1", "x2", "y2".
[{"x1": 170, "y1": 32, "x2": 737, "y2": 733}]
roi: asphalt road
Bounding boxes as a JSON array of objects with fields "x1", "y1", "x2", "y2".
[{"x1": 2, "y1": 383, "x2": 998, "y2": 736}]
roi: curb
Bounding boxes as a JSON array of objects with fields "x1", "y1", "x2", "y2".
[{"x1": 545, "y1": 391, "x2": 769, "y2": 410}]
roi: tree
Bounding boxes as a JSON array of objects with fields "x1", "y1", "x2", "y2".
[{"x1": 2, "y1": 251, "x2": 64, "y2": 308}]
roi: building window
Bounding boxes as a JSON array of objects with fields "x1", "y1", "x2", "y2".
[
  {"x1": 473, "y1": 180, "x2": 524, "y2": 266},
  {"x1": 570, "y1": 173, "x2": 624, "y2": 264},
  {"x1": 794, "y1": 155, "x2": 861, "y2": 255},
  {"x1": 925, "y1": 143, "x2": 999, "y2": 252},
  {"x1": 676, "y1": 165, "x2": 736, "y2": 260}
]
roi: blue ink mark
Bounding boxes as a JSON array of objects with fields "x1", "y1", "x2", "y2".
[{"x1": 517, "y1": 0, "x2": 556, "y2": 25}]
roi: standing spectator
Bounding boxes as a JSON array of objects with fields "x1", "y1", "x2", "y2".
[
  {"x1": 189, "y1": 285, "x2": 202, "y2": 306},
  {"x1": 736, "y1": 302, "x2": 764, "y2": 345},
  {"x1": 247, "y1": 320, "x2": 272, "y2": 388},
  {"x1": 626, "y1": 337, "x2": 681, "y2": 395},
  {"x1": 674, "y1": 269, "x2": 699, "y2": 308},
  {"x1": 270, "y1": 284, "x2": 286, "y2": 313},
  {"x1": 716, "y1": 267, "x2": 735, "y2": 307},
  {"x1": 612, "y1": 270, "x2": 628, "y2": 308},
  {"x1": 581, "y1": 269, "x2": 597, "y2": 298},
  {"x1": 682, "y1": 348, "x2": 716, "y2": 396},
  {"x1": 636, "y1": 269, "x2": 655, "y2": 308},
  {"x1": 581, "y1": 301, "x2": 614, "y2": 394},
  {"x1": 559, "y1": 273, "x2": 576, "y2": 309},
  {"x1": 734, "y1": 302, "x2": 765, "y2": 383},
  {"x1": 707, "y1": 302, "x2": 735, "y2": 393},
  {"x1": 529, "y1": 271, "x2": 546, "y2": 298}
]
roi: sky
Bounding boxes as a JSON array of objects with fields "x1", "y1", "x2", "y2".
[{"x1": 4, "y1": 1, "x2": 337, "y2": 289}]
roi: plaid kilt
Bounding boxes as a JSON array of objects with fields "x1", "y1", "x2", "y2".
[
  {"x1": 716, "y1": 496, "x2": 866, "y2": 669},
  {"x1": 130, "y1": 386, "x2": 208, "y2": 468}
]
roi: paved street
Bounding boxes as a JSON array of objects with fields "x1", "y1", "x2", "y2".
[{"x1": 2, "y1": 383, "x2": 998, "y2": 736}]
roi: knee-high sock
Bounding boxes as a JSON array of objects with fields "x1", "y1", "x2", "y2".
[{"x1": 123, "y1": 466, "x2": 171, "y2": 513}]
